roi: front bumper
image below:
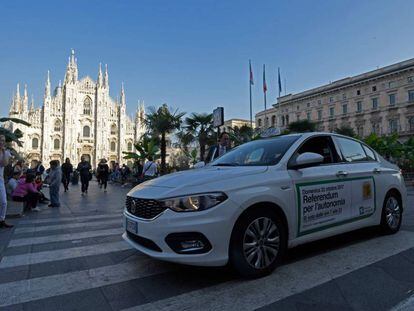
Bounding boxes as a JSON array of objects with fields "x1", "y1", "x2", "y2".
[{"x1": 122, "y1": 199, "x2": 240, "y2": 266}]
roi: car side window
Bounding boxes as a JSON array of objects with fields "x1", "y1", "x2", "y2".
[
  {"x1": 335, "y1": 137, "x2": 369, "y2": 162},
  {"x1": 362, "y1": 145, "x2": 377, "y2": 161},
  {"x1": 295, "y1": 136, "x2": 339, "y2": 164}
]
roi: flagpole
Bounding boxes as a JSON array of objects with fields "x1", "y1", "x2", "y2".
[{"x1": 249, "y1": 60, "x2": 253, "y2": 130}]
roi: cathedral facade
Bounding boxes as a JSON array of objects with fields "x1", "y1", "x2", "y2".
[{"x1": 8, "y1": 50, "x2": 145, "y2": 167}]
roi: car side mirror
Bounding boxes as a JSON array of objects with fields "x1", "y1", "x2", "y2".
[
  {"x1": 289, "y1": 152, "x2": 324, "y2": 169},
  {"x1": 193, "y1": 161, "x2": 206, "y2": 169}
]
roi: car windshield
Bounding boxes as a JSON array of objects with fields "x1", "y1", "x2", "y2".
[{"x1": 211, "y1": 135, "x2": 300, "y2": 166}]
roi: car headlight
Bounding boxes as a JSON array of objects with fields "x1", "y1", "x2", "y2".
[{"x1": 160, "y1": 192, "x2": 228, "y2": 212}]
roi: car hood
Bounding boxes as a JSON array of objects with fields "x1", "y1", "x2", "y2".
[{"x1": 128, "y1": 166, "x2": 268, "y2": 198}]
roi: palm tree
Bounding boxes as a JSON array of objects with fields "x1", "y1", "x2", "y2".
[
  {"x1": 145, "y1": 104, "x2": 185, "y2": 174},
  {"x1": 123, "y1": 134, "x2": 160, "y2": 163},
  {"x1": 175, "y1": 130, "x2": 194, "y2": 154},
  {"x1": 229, "y1": 125, "x2": 254, "y2": 147},
  {"x1": 185, "y1": 113, "x2": 213, "y2": 161},
  {"x1": 0, "y1": 117, "x2": 31, "y2": 155}
]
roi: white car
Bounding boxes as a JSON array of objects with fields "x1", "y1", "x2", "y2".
[{"x1": 123, "y1": 132, "x2": 407, "y2": 278}]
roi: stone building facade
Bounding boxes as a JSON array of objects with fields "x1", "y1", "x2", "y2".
[
  {"x1": 8, "y1": 50, "x2": 146, "y2": 167},
  {"x1": 255, "y1": 58, "x2": 414, "y2": 140},
  {"x1": 219, "y1": 118, "x2": 255, "y2": 133}
]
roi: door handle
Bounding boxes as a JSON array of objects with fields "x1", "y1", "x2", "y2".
[
  {"x1": 336, "y1": 171, "x2": 348, "y2": 177},
  {"x1": 373, "y1": 168, "x2": 382, "y2": 174}
]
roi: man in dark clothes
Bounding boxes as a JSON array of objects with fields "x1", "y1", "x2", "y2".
[
  {"x1": 77, "y1": 156, "x2": 92, "y2": 195},
  {"x1": 97, "y1": 159, "x2": 109, "y2": 192},
  {"x1": 61, "y1": 158, "x2": 73, "y2": 192}
]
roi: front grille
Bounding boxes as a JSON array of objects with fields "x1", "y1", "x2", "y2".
[
  {"x1": 125, "y1": 196, "x2": 167, "y2": 219},
  {"x1": 126, "y1": 231, "x2": 162, "y2": 252}
]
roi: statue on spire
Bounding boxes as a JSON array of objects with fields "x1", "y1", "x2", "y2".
[
  {"x1": 120, "y1": 82, "x2": 126, "y2": 106},
  {"x1": 104, "y1": 64, "x2": 109, "y2": 89}
]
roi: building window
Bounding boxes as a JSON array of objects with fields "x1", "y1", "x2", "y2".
[
  {"x1": 83, "y1": 125, "x2": 91, "y2": 137},
  {"x1": 285, "y1": 115, "x2": 289, "y2": 124},
  {"x1": 371, "y1": 123, "x2": 380, "y2": 134},
  {"x1": 389, "y1": 119, "x2": 398, "y2": 133},
  {"x1": 408, "y1": 90, "x2": 414, "y2": 102},
  {"x1": 258, "y1": 119, "x2": 262, "y2": 127},
  {"x1": 318, "y1": 110, "x2": 322, "y2": 120},
  {"x1": 329, "y1": 97, "x2": 334, "y2": 103},
  {"x1": 389, "y1": 94, "x2": 396, "y2": 106},
  {"x1": 357, "y1": 90, "x2": 361, "y2": 96},
  {"x1": 54, "y1": 120, "x2": 61, "y2": 132},
  {"x1": 296, "y1": 105, "x2": 300, "y2": 111},
  {"x1": 307, "y1": 102, "x2": 311, "y2": 108},
  {"x1": 271, "y1": 115, "x2": 276, "y2": 126},
  {"x1": 32, "y1": 138, "x2": 39, "y2": 149},
  {"x1": 83, "y1": 97, "x2": 92, "y2": 115},
  {"x1": 318, "y1": 100, "x2": 321, "y2": 105},
  {"x1": 281, "y1": 116, "x2": 285, "y2": 126},
  {"x1": 110, "y1": 124, "x2": 117, "y2": 135},
  {"x1": 296, "y1": 114, "x2": 300, "y2": 121},
  {"x1": 389, "y1": 81, "x2": 396, "y2": 88},
  {"x1": 408, "y1": 76, "x2": 414, "y2": 83},
  {"x1": 329, "y1": 107, "x2": 335, "y2": 117},
  {"x1": 372, "y1": 86, "x2": 377, "y2": 92},
  {"x1": 342, "y1": 104, "x2": 347, "y2": 114},
  {"x1": 356, "y1": 101, "x2": 362, "y2": 113},
  {"x1": 54, "y1": 139, "x2": 60, "y2": 150},
  {"x1": 127, "y1": 142, "x2": 133, "y2": 151},
  {"x1": 357, "y1": 126, "x2": 364, "y2": 137},
  {"x1": 110, "y1": 141, "x2": 116, "y2": 152},
  {"x1": 306, "y1": 112, "x2": 311, "y2": 120},
  {"x1": 409, "y1": 117, "x2": 414, "y2": 132},
  {"x1": 372, "y1": 98, "x2": 378, "y2": 109},
  {"x1": 342, "y1": 94, "x2": 346, "y2": 100}
]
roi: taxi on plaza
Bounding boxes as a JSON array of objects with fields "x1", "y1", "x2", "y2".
[{"x1": 123, "y1": 132, "x2": 407, "y2": 278}]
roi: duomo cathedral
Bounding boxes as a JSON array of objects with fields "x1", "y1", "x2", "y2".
[{"x1": 8, "y1": 50, "x2": 146, "y2": 167}]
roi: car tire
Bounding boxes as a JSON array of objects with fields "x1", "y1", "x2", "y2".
[
  {"x1": 229, "y1": 207, "x2": 287, "y2": 278},
  {"x1": 380, "y1": 191, "x2": 402, "y2": 234}
]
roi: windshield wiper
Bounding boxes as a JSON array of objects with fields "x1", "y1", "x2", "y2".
[{"x1": 212, "y1": 163, "x2": 238, "y2": 166}]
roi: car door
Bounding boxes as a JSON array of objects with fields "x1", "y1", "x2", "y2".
[
  {"x1": 333, "y1": 136, "x2": 379, "y2": 224},
  {"x1": 288, "y1": 135, "x2": 353, "y2": 238}
]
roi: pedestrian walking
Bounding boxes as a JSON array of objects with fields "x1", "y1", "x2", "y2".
[
  {"x1": 141, "y1": 156, "x2": 158, "y2": 182},
  {"x1": 12, "y1": 173, "x2": 41, "y2": 212},
  {"x1": 97, "y1": 159, "x2": 109, "y2": 192},
  {"x1": 48, "y1": 160, "x2": 62, "y2": 207},
  {"x1": 0, "y1": 134, "x2": 13, "y2": 228},
  {"x1": 61, "y1": 158, "x2": 73, "y2": 192},
  {"x1": 77, "y1": 156, "x2": 92, "y2": 195}
]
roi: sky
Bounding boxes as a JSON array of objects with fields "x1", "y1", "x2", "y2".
[{"x1": 1, "y1": 0, "x2": 414, "y2": 121}]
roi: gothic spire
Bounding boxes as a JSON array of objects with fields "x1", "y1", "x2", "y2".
[
  {"x1": 22, "y1": 84, "x2": 28, "y2": 111},
  {"x1": 45, "y1": 70, "x2": 51, "y2": 98},
  {"x1": 104, "y1": 64, "x2": 109, "y2": 89},
  {"x1": 97, "y1": 62, "x2": 103, "y2": 87},
  {"x1": 64, "y1": 49, "x2": 78, "y2": 84},
  {"x1": 30, "y1": 94, "x2": 35, "y2": 112},
  {"x1": 120, "y1": 82, "x2": 125, "y2": 106},
  {"x1": 15, "y1": 83, "x2": 20, "y2": 101}
]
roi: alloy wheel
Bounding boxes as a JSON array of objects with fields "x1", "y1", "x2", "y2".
[
  {"x1": 385, "y1": 196, "x2": 401, "y2": 230},
  {"x1": 243, "y1": 217, "x2": 280, "y2": 269}
]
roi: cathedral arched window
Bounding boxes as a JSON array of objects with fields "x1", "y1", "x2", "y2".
[
  {"x1": 54, "y1": 139, "x2": 60, "y2": 150},
  {"x1": 110, "y1": 141, "x2": 116, "y2": 152},
  {"x1": 83, "y1": 125, "x2": 91, "y2": 137},
  {"x1": 127, "y1": 142, "x2": 133, "y2": 151},
  {"x1": 54, "y1": 120, "x2": 61, "y2": 132},
  {"x1": 83, "y1": 97, "x2": 92, "y2": 115},
  {"x1": 110, "y1": 124, "x2": 117, "y2": 135},
  {"x1": 32, "y1": 138, "x2": 39, "y2": 150}
]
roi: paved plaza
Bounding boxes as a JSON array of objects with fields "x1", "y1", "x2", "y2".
[{"x1": 0, "y1": 181, "x2": 413, "y2": 310}]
